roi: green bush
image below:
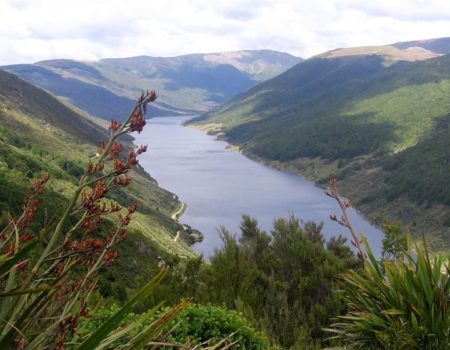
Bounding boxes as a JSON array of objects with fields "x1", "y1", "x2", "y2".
[
  {"x1": 168, "y1": 304, "x2": 268, "y2": 349},
  {"x1": 196, "y1": 215, "x2": 356, "y2": 349},
  {"x1": 82, "y1": 303, "x2": 268, "y2": 349}
]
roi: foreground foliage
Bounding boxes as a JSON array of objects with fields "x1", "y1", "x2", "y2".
[
  {"x1": 0, "y1": 91, "x2": 195, "y2": 349},
  {"x1": 84, "y1": 303, "x2": 268, "y2": 349},
  {"x1": 325, "y1": 182, "x2": 450, "y2": 349},
  {"x1": 192, "y1": 215, "x2": 356, "y2": 349},
  {"x1": 328, "y1": 238, "x2": 450, "y2": 349},
  {"x1": 167, "y1": 304, "x2": 268, "y2": 349}
]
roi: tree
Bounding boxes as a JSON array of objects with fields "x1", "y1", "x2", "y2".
[{"x1": 202, "y1": 214, "x2": 355, "y2": 349}]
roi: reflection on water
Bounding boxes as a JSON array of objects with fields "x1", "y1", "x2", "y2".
[{"x1": 135, "y1": 116, "x2": 384, "y2": 258}]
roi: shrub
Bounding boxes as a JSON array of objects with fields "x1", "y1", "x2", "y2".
[
  {"x1": 167, "y1": 304, "x2": 268, "y2": 349},
  {"x1": 81, "y1": 303, "x2": 267, "y2": 349},
  {"x1": 199, "y1": 214, "x2": 356, "y2": 349}
]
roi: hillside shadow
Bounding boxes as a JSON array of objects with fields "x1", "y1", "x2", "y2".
[
  {"x1": 227, "y1": 111, "x2": 397, "y2": 162},
  {"x1": 203, "y1": 53, "x2": 450, "y2": 164}
]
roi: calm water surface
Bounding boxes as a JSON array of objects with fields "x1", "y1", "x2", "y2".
[{"x1": 135, "y1": 116, "x2": 383, "y2": 258}]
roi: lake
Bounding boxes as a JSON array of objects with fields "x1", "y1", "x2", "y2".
[{"x1": 134, "y1": 116, "x2": 384, "y2": 258}]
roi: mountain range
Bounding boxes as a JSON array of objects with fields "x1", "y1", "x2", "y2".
[
  {"x1": 189, "y1": 37, "x2": 450, "y2": 249},
  {"x1": 1, "y1": 50, "x2": 301, "y2": 120},
  {"x1": 3, "y1": 37, "x2": 450, "y2": 247}
]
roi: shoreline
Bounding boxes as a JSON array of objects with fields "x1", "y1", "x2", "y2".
[
  {"x1": 171, "y1": 201, "x2": 187, "y2": 221},
  {"x1": 187, "y1": 122, "x2": 385, "y2": 236},
  {"x1": 135, "y1": 116, "x2": 206, "y2": 247}
]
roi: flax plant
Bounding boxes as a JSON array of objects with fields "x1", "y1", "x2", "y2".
[
  {"x1": 325, "y1": 181, "x2": 450, "y2": 349},
  {"x1": 0, "y1": 91, "x2": 193, "y2": 349}
]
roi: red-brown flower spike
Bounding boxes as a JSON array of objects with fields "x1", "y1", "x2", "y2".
[
  {"x1": 79, "y1": 299, "x2": 90, "y2": 318},
  {"x1": 117, "y1": 213, "x2": 131, "y2": 226},
  {"x1": 110, "y1": 202, "x2": 121, "y2": 212},
  {"x1": 55, "y1": 335, "x2": 64, "y2": 350},
  {"x1": 127, "y1": 151, "x2": 139, "y2": 166},
  {"x1": 32, "y1": 174, "x2": 50, "y2": 195},
  {"x1": 137, "y1": 144, "x2": 148, "y2": 155},
  {"x1": 127, "y1": 202, "x2": 138, "y2": 214},
  {"x1": 114, "y1": 176, "x2": 132, "y2": 187},
  {"x1": 103, "y1": 250, "x2": 119, "y2": 267},
  {"x1": 96, "y1": 161, "x2": 104, "y2": 172},
  {"x1": 92, "y1": 179, "x2": 108, "y2": 200},
  {"x1": 81, "y1": 216, "x2": 102, "y2": 234},
  {"x1": 109, "y1": 119, "x2": 121, "y2": 132},
  {"x1": 117, "y1": 228, "x2": 127, "y2": 240},
  {"x1": 86, "y1": 161, "x2": 94, "y2": 174},
  {"x1": 17, "y1": 178, "x2": 49, "y2": 230},
  {"x1": 113, "y1": 159, "x2": 127, "y2": 173},
  {"x1": 20, "y1": 233, "x2": 33, "y2": 242},
  {"x1": 109, "y1": 142, "x2": 123, "y2": 159},
  {"x1": 147, "y1": 90, "x2": 157, "y2": 102},
  {"x1": 0, "y1": 91, "x2": 164, "y2": 348},
  {"x1": 130, "y1": 110, "x2": 146, "y2": 133}
]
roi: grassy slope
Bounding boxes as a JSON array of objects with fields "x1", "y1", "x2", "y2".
[
  {"x1": 190, "y1": 54, "x2": 450, "y2": 249},
  {"x1": 0, "y1": 70, "x2": 196, "y2": 260}
]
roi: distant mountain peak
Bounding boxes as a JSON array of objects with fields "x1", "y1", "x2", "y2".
[
  {"x1": 321, "y1": 44, "x2": 440, "y2": 62},
  {"x1": 315, "y1": 37, "x2": 450, "y2": 63},
  {"x1": 98, "y1": 49, "x2": 302, "y2": 79},
  {"x1": 202, "y1": 50, "x2": 301, "y2": 79},
  {"x1": 392, "y1": 36, "x2": 450, "y2": 54}
]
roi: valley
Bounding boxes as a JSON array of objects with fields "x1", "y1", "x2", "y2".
[
  {"x1": 4, "y1": 36, "x2": 449, "y2": 263},
  {"x1": 2, "y1": 31, "x2": 450, "y2": 348}
]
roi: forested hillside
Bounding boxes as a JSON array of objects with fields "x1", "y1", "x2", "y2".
[{"x1": 190, "y1": 38, "x2": 450, "y2": 249}]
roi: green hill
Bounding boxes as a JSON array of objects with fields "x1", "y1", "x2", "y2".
[
  {"x1": 2, "y1": 50, "x2": 301, "y2": 120},
  {"x1": 190, "y1": 38, "x2": 450, "y2": 249},
  {"x1": 0, "y1": 69, "x2": 196, "y2": 271}
]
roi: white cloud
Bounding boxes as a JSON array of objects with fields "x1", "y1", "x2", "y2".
[{"x1": 0, "y1": 0, "x2": 449, "y2": 64}]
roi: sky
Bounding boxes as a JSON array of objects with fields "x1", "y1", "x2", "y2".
[{"x1": 1, "y1": 0, "x2": 450, "y2": 65}]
